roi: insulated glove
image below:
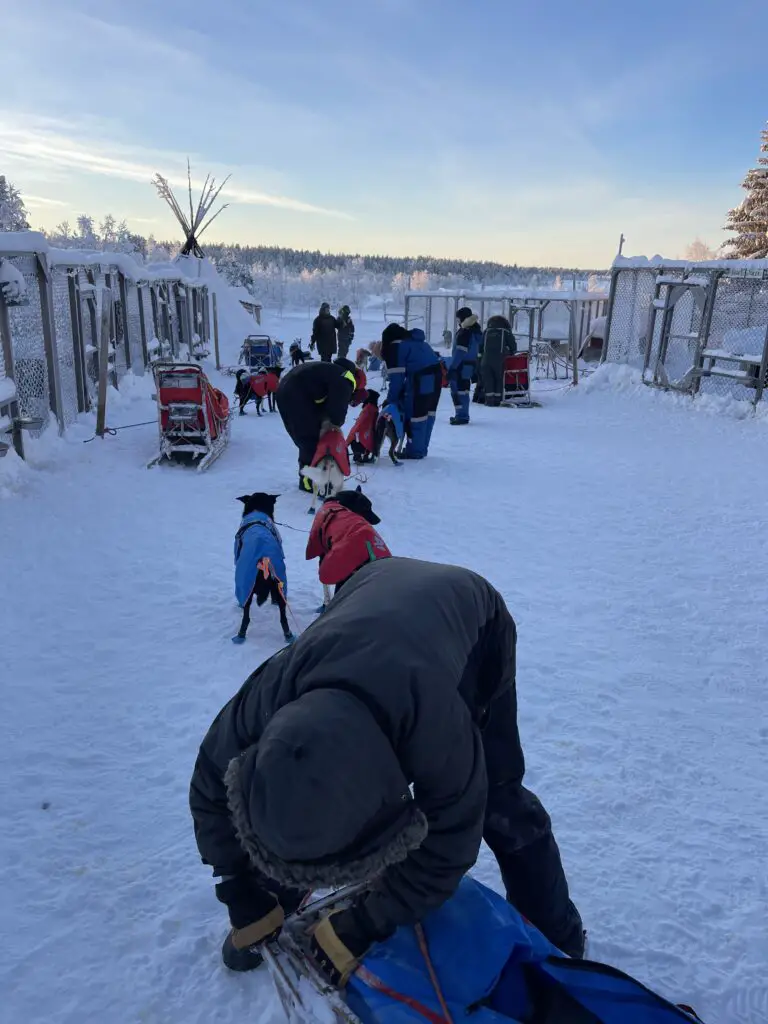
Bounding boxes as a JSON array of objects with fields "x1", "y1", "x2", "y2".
[
  {"x1": 308, "y1": 908, "x2": 373, "y2": 988},
  {"x1": 221, "y1": 905, "x2": 284, "y2": 971},
  {"x1": 216, "y1": 875, "x2": 289, "y2": 972}
]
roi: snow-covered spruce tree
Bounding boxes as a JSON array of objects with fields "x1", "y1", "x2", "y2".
[
  {"x1": 0, "y1": 175, "x2": 30, "y2": 231},
  {"x1": 724, "y1": 124, "x2": 768, "y2": 258}
]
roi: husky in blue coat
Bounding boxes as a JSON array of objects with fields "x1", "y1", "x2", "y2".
[{"x1": 233, "y1": 493, "x2": 293, "y2": 644}]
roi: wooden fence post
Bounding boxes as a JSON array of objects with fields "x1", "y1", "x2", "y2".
[
  {"x1": 212, "y1": 291, "x2": 221, "y2": 370},
  {"x1": 96, "y1": 289, "x2": 112, "y2": 438}
]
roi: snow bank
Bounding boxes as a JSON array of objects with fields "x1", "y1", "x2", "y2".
[
  {"x1": 581, "y1": 362, "x2": 768, "y2": 424},
  {"x1": 0, "y1": 257, "x2": 27, "y2": 303},
  {"x1": 175, "y1": 255, "x2": 257, "y2": 362},
  {"x1": 0, "y1": 375, "x2": 18, "y2": 404},
  {"x1": 0, "y1": 444, "x2": 33, "y2": 499}
]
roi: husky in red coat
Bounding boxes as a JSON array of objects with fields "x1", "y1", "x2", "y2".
[
  {"x1": 306, "y1": 487, "x2": 392, "y2": 595},
  {"x1": 347, "y1": 390, "x2": 400, "y2": 465}
]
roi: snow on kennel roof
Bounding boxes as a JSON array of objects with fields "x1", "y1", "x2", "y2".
[
  {"x1": 614, "y1": 254, "x2": 768, "y2": 271},
  {"x1": 0, "y1": 231, "x2": 49, "y2": 254}
]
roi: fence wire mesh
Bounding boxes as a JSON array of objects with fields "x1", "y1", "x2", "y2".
[
  {"x1": 6, "y1": 255, "x2": 50, "y2": 428},
  {"x1": 605, "y1": 267, "x2": 768, "y2": 404},
  {"x1": 125, "y1": 281, "x2": 145, "y2": 373},
  {"x1": 0, "y1": 244, "x2": 209, "y2": 456},
  {"x1": 51, "y1": 267, "x2": 81, "y2": 426},
  {"x1": 703, "y1": 276, "x2": 768, "y2": 399}
]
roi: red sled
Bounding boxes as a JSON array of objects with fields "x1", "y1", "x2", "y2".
[
  {"x1": 502, "y1": 353, "x2": 535, "y2": 407},
  {"x1": 148, "y1": 362, "x2": 230, "y2": 471}
]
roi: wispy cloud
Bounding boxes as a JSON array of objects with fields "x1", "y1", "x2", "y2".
[
  {"x1": 0, "y1": 115, "x2": 351, "y2": 219},
  {"x1": 23, "y1": 195, "x2": 68, "y2": 208}
]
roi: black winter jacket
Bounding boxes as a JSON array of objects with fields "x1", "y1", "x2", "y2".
[
  {"x1": 337, "y1": 316, "x2": 355, "y2": 348},
  {"x1": 311, "y1": 312, "x2": 339, "y2": 358},
  {"x1": 275, "y1": 360, "x2": 354, "y2": 432},
  {"x1": 482, "y1": 318, "x2": 517, "y2": 364},
  {"x1": 189, "y1": 558, "x2": 518, "y2": 938}
]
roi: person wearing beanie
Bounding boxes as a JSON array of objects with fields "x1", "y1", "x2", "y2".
[
  {"x1": 189, "y1": 558, "x2": 584, "y2": 980},
  {"x1": 310, "y1": 302, "x2": 339, "y2": 362},
  {"x1": 275, "y1": 358, "x2": 361, "y2": 491},
  {"x1": 379, "y1": 325, "x2": 443, "y2": 459},
  {"x1": 336, "y1": 305, "x2": 355, "y2": 360},
  {"x1": 449, "y1": 307, "x2": 483, "y2": 424}
]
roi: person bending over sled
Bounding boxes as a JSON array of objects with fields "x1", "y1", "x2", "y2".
[
  {"x1": 380, "y1": 324, "x2": 442, "y2": 459},
  {"x1": 449, "y1": 306, "x2": 483, "y2": 424},
  {"x1": 189, "y1": 558, "x2": 584, "y2": 985},
  {"x1": 275, "y1": 358, "x2": 365, "y2": 491}
]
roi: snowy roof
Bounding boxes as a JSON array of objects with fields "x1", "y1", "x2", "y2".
[
  {"x1": 614, "y1": 254, "x2": 768, "y2": 271},
  {"x1": 230, "y1": 285, "x2": 262, "y2": 307},
  {"x1": 45, "y1": 248, "x2": 208, "y2": 288},
  {"x1": 0, "y1": 230, "x2": 48, "y2": 255},
  {"x1": 405, "y1": 288, "x2": 608, "y2": 302}
]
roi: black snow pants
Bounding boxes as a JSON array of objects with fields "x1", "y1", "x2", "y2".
[
  {"x1": 275, "y1": 391, "x2": 322, "y2": 469},
  {"x1": 481, "y1": 687, "x2": 583, "y2": 956},
  {"x1": 481, "y1": 357, "x2": 504, "y2": 406}
]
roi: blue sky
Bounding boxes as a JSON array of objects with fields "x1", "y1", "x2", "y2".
[{"x1": 2, "y1": 0, "x2": 767, "y2": 266}]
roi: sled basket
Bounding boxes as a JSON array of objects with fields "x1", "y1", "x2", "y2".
[{"x1": 148, "y1": 361, "x2": 230, "y2": 472}]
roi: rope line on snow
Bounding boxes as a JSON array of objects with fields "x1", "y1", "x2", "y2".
[{"x1": 83, "y1": 419, "x2": 157, "y2": 443}]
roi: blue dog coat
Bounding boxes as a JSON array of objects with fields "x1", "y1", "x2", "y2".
[{"x1": 234, "y1": 511, "x2": 288, "y2": 607}]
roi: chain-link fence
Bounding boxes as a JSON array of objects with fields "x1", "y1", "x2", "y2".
[
  {"x1": 604, "y1": 264, "x2": 768, "y2": 404},
  {"x1": 0, "y1": 241, "x2": 210, "y2": 459}
]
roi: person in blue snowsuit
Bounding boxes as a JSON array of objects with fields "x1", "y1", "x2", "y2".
[
  {"x1": 449, "y1": 307, "x2": 483, "y2": 424},
  {"x1": 381, "y1": 324, "x2": 442, "y2": 459}
]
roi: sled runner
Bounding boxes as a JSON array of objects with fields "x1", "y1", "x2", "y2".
[
  {"x1": 303, "y1": 428, "x2": 351, "y2": 511},
  {"x1": 266, "y1": 878, "x2": 704, "y2": 1024},
  {"x1": 147, "y1": 362, "x2": 230, "y2": 471},
  {"x1": 501, "y1": 353, "x2": 539, "y2": 408}
]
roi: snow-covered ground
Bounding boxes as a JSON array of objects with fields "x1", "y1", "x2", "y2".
[{"x1": 1, "y1": 313, "x2": 766, "y2": 1024}]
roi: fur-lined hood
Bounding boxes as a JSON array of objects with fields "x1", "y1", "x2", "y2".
[
  {"x1": 459, "y1": 314, "x2": 479, "y2": 329},
  {"x1": 225, "y1": 753, "x2": 427, "y2": 889},
  {"x1": 223, "y1": 688, "x2": 428, "y2": 890}
]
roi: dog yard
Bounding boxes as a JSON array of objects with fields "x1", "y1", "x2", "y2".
[{"x1": 1, "y1": 338, "x2": 767, "y2": 1024}]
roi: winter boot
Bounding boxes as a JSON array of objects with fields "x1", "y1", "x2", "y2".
[{"x1": 450, "y1": 417, "x2": 469, "y2": 425}]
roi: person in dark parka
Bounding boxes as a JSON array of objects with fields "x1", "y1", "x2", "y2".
[
  {"x1": 481, "y1": 315, "x2": 517, "y2": 407},
  {"x1": 336, "y1": 305, "x2": 355, "y2": 361},
  {"x1": 275, "y1": 358, "x2": 359, "y2": 490},
  {"x1": 189, "y1": 558, "x2": 584, "y2": 979},
  {"x1": 310, "y1": 302, "x2": 339, "y2": 362},
  {"x1": 449, "y1": 307, "x2": 483, "y2": 424}
]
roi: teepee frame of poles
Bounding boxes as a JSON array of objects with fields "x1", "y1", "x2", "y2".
[{"x1": 152, "y1": 160, "x2": 231, "y2": 258}]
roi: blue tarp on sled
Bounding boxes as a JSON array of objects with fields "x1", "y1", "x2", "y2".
[{"x1": 346, "y1": 878, "x2": 701, "y2": 1024}]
